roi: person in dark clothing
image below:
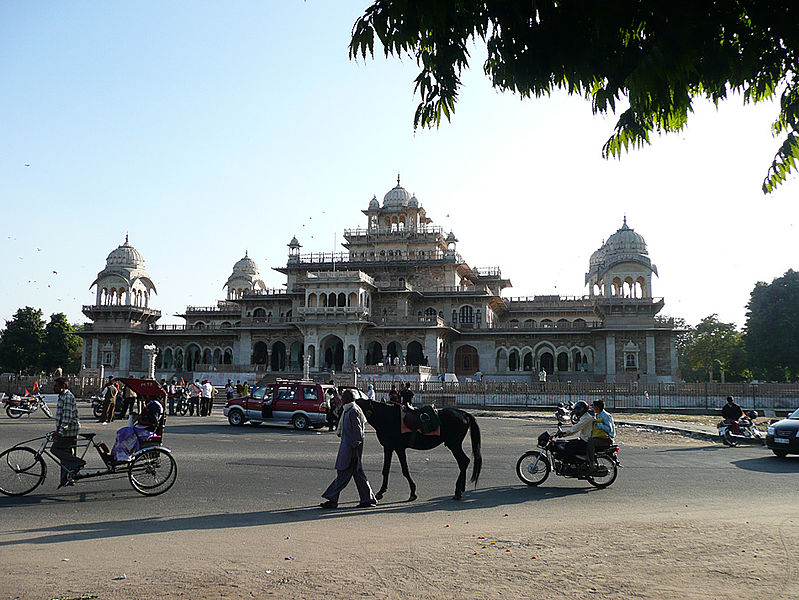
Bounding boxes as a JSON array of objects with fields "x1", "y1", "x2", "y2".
[
  {"x1": 388, "y1": 384, "x2": 399, "y2": 405},
  {"x1": 721, "y1": 396, "x2": 743, "y2": 433},
  {"x1": 399, "y1": 382, "x2": 414, "y2": 409}
]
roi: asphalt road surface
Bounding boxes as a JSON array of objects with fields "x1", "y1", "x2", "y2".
[
  {"x1": 1, "y1": 404, "x2": 797, "y2": 599},
  {"x1": 1, "y1": 405, "x2": 796, "y2": 527}
]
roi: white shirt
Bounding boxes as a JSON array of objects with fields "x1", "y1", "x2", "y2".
[
  {"x1": 201, "y1": 382, "x2": 213, "y2": 398},
  {"x1": 567, "y1": 412, "x2": 594, "y2": 442}
]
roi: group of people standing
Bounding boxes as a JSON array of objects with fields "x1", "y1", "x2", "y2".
[{"x1": 98, "y1": 375, "x2": 140, "y2": 424}]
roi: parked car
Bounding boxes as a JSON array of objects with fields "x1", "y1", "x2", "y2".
[
  {"x1": 766, "y1": 407, "x2": 799, "y2": 457},
  {"x1": 223, "y1": 380, "x2": 338, "y2": 430}
]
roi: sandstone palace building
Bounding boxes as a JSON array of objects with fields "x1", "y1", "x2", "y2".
[{"x1": 80, "y1": 178, "x2": 678, "y2": 384}]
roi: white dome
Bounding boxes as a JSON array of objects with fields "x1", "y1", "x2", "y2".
[
  {"x1": 604, "y1": 218, "x2": 647, "y2": 253},
  {"x1": 105, "y1": 235, "x2": 145, "y2": 269},
  {"x1": 383, "y1": 175, "x2": 411, "y2": 208},
  {"x1": 408, "y1": 194, "x2": 419, "y2": 208},
  {"x1": 368, "y1": 195, "x2": 380, "y2": 210},
  {"x1": 232, "y1": 251, "x2": 259, "y2": 276}
]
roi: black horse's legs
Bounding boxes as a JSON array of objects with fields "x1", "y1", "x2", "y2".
[
  {"x1": 447, "y1": 442, "x2": 471, "y2": 500},
  {"x1": 395, "y1": 447, "x2": 417, "y2": 501},
  {"x1": 375, "y1": 446, "x2": 393, "y2": 500}
]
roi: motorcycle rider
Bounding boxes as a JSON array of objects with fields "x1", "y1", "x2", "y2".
[
  {"x1": 588, "y1": 399, "x2": 615, "y2": 471},
  {"x1": 721, "y1": 395, "x2": 743, "y2": 434},
  {"x1": 557, "y1": 400, "x2": 594, "y2": 462}
]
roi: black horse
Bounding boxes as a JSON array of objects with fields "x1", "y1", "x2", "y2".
[{"x1": 357, "y1": 398, "x2": 482, "y2": 501}]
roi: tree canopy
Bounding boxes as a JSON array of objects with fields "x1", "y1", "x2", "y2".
[
  {"x1": 744, "y1": 269, "x2": 799, "y2": 380},
  {"x1": 0, "y1": 307, "x2": 83, "y2": 375},
  {"x1": 679, "y1": 314, "x2": 747, "y2": 382},
  {"x1": 351, "y1": 1, "x2": 798, "y2": 193}
]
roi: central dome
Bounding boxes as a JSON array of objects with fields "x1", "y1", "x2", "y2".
[
  {"x1": 604, "y1": 218, "x2": 647, "y2": 253},
  {"x1": 105, "y1": 235, "x2": 145, "y2": 269},
  {"x1": 383, "y1": 175, "x2": 411, "y2": 208}
]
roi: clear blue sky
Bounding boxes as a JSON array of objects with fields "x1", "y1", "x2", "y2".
[{"x1": 2, "y1": 2, "x2": 797, "y2": 330}]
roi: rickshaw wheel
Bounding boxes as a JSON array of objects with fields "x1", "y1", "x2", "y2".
[{"x1": 128, "y1": 447, "x2": 177, "y2": 496}]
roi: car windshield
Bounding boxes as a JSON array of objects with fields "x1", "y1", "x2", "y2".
[{"x1": 789, "y1": 408, "x2": 799, "y2": 420}]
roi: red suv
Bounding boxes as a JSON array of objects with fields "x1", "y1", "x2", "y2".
[{"x1": 223, "y1": 380, "x2": 338, "y2": 430}]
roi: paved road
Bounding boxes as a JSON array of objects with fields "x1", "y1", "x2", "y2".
[{"x1": 1, "y1": 405, "x2": 796, "y2": 531}]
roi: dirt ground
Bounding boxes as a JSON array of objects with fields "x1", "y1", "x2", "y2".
[{"x1": 3, "y1": 427, "x2": 797, "y2": 600}]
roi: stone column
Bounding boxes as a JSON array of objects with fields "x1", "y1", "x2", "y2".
[
  {"x1": 238, "y1": 331, "x2": 251, "y2": 367},
  {"x1": 605, "y1": 334, "x2": 616, "y2": 381},
  {"x1": 669, "y1": 335, "x2": 678, "y2": 379},
  {"x1": 646, "y1": 335, "x2": 656, "y2": 376},
  {"x1": 91, "y1": 338, "x2": 99, "y2": 368},
  {"x1": 119, "y1": 337, "x2": 130, "y2": 372}
]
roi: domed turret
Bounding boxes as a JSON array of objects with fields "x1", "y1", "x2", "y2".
[
  {"x1": 225, "y1": 250, "x2": 266, "y2": 299},
  {"x1": 90, "y1": 235, "x2": 157, "y2": 307},
  {"x1": 368, "y1": 194, "x2": 380, "y2": 210},
  {"x1": 383, "y1": 174, "x2": 411, "y2": 208},
  {"x1": 585, "y1": 218, "x2": 657, "y2": 298},
  {"x1": 408, "y1": 194, "x2": 419, "y2": 208}
]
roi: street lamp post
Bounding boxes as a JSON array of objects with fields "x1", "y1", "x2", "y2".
[{"x1": 143, "y1": 344, "x2": 158, "y2": 380}]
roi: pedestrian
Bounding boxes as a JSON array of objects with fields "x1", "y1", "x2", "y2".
[
  {"x1": 120, "y1": 376, "x2": 137, "y2": 418},
  {"x1": 538, "y1": 368, "x2": 547, "y2": 391},
  {"x1": 100, "y1": 376, "x2": 118, "y2": 424},
  {"x1": 167, "y1": 379, "x2": 178, "y2": 416},
  {"x1": 236, "y1": 380, "x2": 243, "y2": 397},
  {"x1": 52, "y1": 377, "x2": 84, "y2": 488},
  {"x1": 225, "y1": 379, "x2": 234, "y2": 401},
  {"x1": 242, "y1": 381, "x2": 250, "y2": 396},
  {"x1": 388, "y1": 383, "x2": 399, "y2": 405},
  {"x1": 320, "y1": 389, "x2": 377, "y2": 509},
  {"x1": 399, "y1": 382, "x2": 414, "y2": 409},
  {"x1": 201, "y1": 380, "x2": 213, "y2": 416},
  {"x1": 188, "y1": 379, "x2": 202, "y2": 416},
  {"x1": 366, "y1": 383, "x2": 375, "y2": 401}
]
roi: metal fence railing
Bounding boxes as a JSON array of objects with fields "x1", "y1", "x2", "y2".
[{"x1": 358, "y1": 380, "x2": 799, "y2": 412}]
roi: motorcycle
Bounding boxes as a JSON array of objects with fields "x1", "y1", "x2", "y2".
[
  {"x1": 717, "y1": 410, "x2": 765, "y2": 446},
  {"x1": 516, "y1": 425, "x2": 621, "y2": 489},
  {"x1": 91, "y1": 394, "x2": 131, "y2": 421},
  {"x1": 3, "y1": 393, "x2": 52, "y2": 419},
  {"x1": 555, "y1": 401, "x2": 580, "y2": 425}
]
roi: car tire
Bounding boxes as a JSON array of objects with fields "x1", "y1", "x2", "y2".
[
  {"x1": 227, "y1": 409, "x2": 245, "y2": 426},
  {"x1": 771, "y1": 449, "x2": 789, "y2": 458},
  {"x1": 292, "y1": 414, "x2": 310, "y2": 431}
]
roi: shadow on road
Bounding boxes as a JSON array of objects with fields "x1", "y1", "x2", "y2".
[
  {"x1": 731, "y1": 455, "x2": 799, "y2": 473},
  {"x1": 654, "y1": 445, "x2": 725, "y2": 454},
  {"x1": 0, "y1": 484, "x2": 596, "y2": 547}
]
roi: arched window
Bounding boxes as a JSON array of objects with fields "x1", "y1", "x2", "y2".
[
  {"x1": 508, "y1": 349, "x2": 520, "y2": 371},
  {"x1": 557, "y1": 352, "x2": 569, "y2": 372},
  {"x1": 495, "y1": 348, "x2": 508, "y2": 372},
  {"x1": 252, "y1": 341, "x2": 268, "y2": 365},
  {"x1": 253, "y1": 308, "x2": 266, "y2": 318},
  {"x1": 308, "y1": 293, "x2": 317, "y2": 307},
  {"x1": 328, "y1": 292, "x2": 336, "y2": 307},
  {"x1": 459, "y1": 305, "x2": 474, "y2": 324},
  {"x1": 202, "y1": 348, "x2": 212, "y2": 365},
  {"x1": 540, "y1": 319, "x2": 553, "y2": 328},
  {"x1": 556, "y1": 319, "x2": 569, "y2": 328},
  {"x1": 573, "y1": 318, "x2": 586, "y2": 328},
  {"x1": 162, "y1": 348, "x2": 174, "y2": 370},
  {"x1": 213, "y1": 348, "x2": 222, "y2": 364},
  {"x1": 522, "y1": 351, "x2": 533, "y2": 371},
  {"x1": 524, "y1": 319, "x2": 535, "y2": 328},
  {"x1": 338, "y1": 292, "x2": 346, "y2": 307},
  {"x1": 425, "y1": 307, "x2": 437, "y2": 317},
  {"x1": 223, "y1": 348, "x2": 233, "y2": 364}
]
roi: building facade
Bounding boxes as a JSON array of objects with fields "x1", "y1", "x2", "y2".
[{"x1": 79, "y1": 179, "x2": 678, "y2": 383}]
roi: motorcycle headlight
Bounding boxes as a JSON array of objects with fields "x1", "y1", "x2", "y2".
[{"x1": 768, "y1": 426, "x2": 775, "y2": 435}]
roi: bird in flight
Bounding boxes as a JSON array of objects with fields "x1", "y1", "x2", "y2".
[{"x1": 24, "y1": 164, "x2": 30, "y2": 167}]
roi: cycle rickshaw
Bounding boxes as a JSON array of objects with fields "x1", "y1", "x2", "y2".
[{"x1": 0, "y1": 377, "x2": 177, "y2": 497}]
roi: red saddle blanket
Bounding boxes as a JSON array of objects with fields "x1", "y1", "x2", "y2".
[{"x1": 400, "y1": 408, "x2": 440, "y2": 436}]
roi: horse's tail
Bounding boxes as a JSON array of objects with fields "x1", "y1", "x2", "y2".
[{"x1": 467, "y1": 412, "x2": 482, "y2": 486}]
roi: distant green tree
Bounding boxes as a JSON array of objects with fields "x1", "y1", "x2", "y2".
[
  {"x1": 42, "y1": 313, "x2": 83, "y2": 375},
  {"x1": 744, "y1": 270, "x2": 799, "y2": 381},
  {"x1": 0, "y1": 307, "x2": 45, "y2": 374},
  {"x1": 351, "y1": 1, "x2": 799, "y2": 193},
  {"x1": 681, "y1": 315, "x2": 746, "y2": 382}
]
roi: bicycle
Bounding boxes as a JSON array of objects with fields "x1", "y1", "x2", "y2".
[{"x1": 0, "y1": 431, "x2": 177, "y2": 497}]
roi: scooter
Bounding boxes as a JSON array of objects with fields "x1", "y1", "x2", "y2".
[
  {"x1": 555, "y1": 401, "x2": 580, "y2": 425},
  {"x1": 717, "y1": 410, "x2": 765, "y2": 446},
  {"x1": 4, "y1": 393, "x2": 52, "y2": 419}
]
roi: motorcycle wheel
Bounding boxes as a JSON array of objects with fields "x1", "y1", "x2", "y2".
[
  {"x1": 6, "y1": 406, "x2": 24, "y2": 419},
  {"x1": 41, "y1": 402, "x2": 52, "y2": 418},
  {"x1": 178, "y1": 399, "x2": 189, "y2": 416},
  {"x1": 516, "y1": 451, "x2": 550, "y2": 486},
  {"x1": 723, "y1": 429, "x2": 739, "y2": 447},
  {"x1": 587, "y1": 456, "x2": 618, "y2": 488},
  {"x1": 92, "y1": 404, "x2": 104, "y2": 419}
]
